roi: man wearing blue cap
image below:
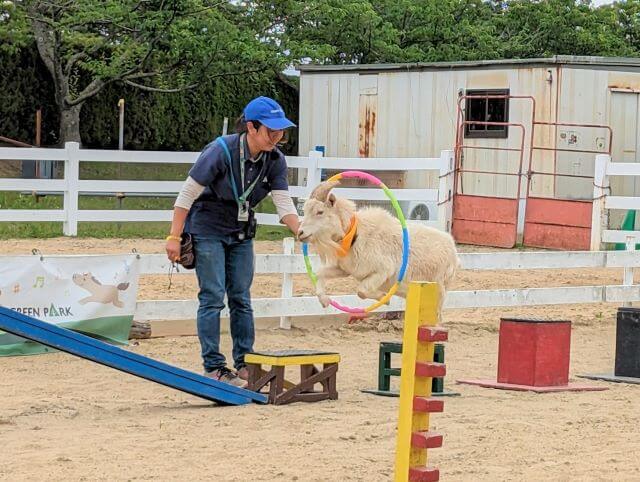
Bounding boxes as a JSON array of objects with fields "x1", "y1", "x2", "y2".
[{"x1": 166, "y1": 96, "x2": 299, "y2": 387}]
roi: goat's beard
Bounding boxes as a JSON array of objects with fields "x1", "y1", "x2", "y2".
[{"x1": 309, "y1": 234, "x2": 343, "y2": 261}]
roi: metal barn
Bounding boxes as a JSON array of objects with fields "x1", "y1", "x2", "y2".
[{"x1": 297, "y1": 56, "x2": 640, "y2": 249}]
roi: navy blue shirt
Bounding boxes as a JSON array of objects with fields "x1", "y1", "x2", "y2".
[{"x1": 185, "y1": 133, "x2": 289, "y2": 236}]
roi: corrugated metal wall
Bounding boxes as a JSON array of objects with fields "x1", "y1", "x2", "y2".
[
  {"x1": 300, "y1": 66, "x2": 554, "y2": 197},
  {"x1": 299, "y1": 64, "x2": 640, "y2": 203}
]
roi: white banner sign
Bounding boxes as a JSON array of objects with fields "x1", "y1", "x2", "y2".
[{"x1": 0, "y1": 254, "x2": 140, "y2": 354}]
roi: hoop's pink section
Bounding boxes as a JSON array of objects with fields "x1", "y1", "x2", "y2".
[
  {"x1": 330, "y1": 299, "x2": 366, "y2": 314},
  {"x1": 339, "y1": 170, "x2": 382, "y2": 186}
]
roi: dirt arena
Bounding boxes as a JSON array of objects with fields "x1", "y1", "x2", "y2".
[{"x1": 1, "y1": 238, "x2": 639, "y2": 481}]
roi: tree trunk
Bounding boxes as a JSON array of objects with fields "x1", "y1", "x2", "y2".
[
  {"x1": 29, "y1": 5, "x2": 100, "y2": 147},
  {"x1": 59, "y1": 104, "x2": 83, "y2": 145}
]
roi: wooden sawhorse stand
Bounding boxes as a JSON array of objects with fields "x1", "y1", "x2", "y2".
[{"x1": 245, "y1": 350, "x2": 340, "y2": 405}]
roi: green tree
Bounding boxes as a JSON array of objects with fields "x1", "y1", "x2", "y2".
[
  {"x1": 285, "y1": 0, "x2": 401, "y2": 64},
  {"x1": 0, "y1": 1, "x2": 282, "y2": 144},
  {"x1": 274, "y1": 0, "x2": 638, "y2": 66},
  {"x1": 268, "y1": 0, "x2": 502, "y2": 65},
  {"x1": 266, "y1": 0, "x2": 501, "y2": 65},
  {"x1": 492, "y1": 0, "x2": 633, "y2": 58},
  {"x1": 0, "y1": 45, "x2": 60, "y2": 146},
  {"x1": 609, "y1": 0, "x2": 640, "y2": 53},
  {"x1": 374, "y1": 0, "x2": 501, "y2": 62}
]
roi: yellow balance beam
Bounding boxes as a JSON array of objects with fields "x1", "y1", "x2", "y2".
[{"x1": 245, "y1": 353, "x2": 341, "y2": 367}]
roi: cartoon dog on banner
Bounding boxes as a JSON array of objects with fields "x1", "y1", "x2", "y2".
[{"x1": 72, "y1": 273, "x2": 130, "y2": 308}]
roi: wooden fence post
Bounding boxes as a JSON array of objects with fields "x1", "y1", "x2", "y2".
[
  {"x1": 437, "y1": 150, "x2": 454, "y2": 233},
  {"x1": 63, "y1": 142, "x2": 80, "y2": 236},
  {"x1": 624, "y1": 235, "x2": 636, "y2": 308},
  {"x1": 279, "y1": 237, "x2": 295, "y2": 329},
  {"x1": 306, "y1": 150, "x2": 323, "y2": 194},
  {"x1": 591, "y1": 154, "x2": 611, "y2": 251}
]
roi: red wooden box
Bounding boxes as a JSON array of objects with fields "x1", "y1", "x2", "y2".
[{"x1": 497, "y1": 317, "x2": 571, "y2": 387}]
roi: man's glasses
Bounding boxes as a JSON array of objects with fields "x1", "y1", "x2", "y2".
[{"x1": 251, "y1": 120, "x2": 289, "y2": 145}]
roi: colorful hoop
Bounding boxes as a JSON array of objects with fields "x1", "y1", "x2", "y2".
[{"x1": 302, "y1": 170, "x2": 410, "y2": 314}]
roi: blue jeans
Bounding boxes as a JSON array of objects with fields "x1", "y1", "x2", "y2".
[{"x1": 193, "y1": 234, "x2": 255, "y2": 372}]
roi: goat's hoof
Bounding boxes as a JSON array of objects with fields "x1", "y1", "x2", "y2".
[
  {"x1": 318, "y1": 295, "x2": 331, "y2": 308},
  {"x1": 357, "y1": 290, "x2": 368, "y2": 300}
]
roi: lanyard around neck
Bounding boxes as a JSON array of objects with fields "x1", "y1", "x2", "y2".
[{"x1": 221, "y1": 134, "x2": 266, "y2": 205}]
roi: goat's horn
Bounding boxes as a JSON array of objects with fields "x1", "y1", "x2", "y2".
[{"x1": 310, "y1": 180, "x2": 340, "y2": 202}]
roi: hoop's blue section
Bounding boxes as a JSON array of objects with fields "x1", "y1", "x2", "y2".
[
  {"x1": 302, "y1": 242, "x2": 317, "y2": 284},
  {"x1": 398, "y1": 227, "x2": 409, "y2": 282}
]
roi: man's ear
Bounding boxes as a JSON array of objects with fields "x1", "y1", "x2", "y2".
[{"x1": 247, "y1": 121, "x2": 259, "y2": 134}]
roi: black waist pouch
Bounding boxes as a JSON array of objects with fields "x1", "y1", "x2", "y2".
[{"x1": 179, "y1": 233, "x2": 196, "y2": 269}]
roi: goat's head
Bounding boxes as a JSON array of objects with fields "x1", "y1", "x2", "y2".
[{"x1": 298, "y1": 181, "x2": 355, "y2": 244}]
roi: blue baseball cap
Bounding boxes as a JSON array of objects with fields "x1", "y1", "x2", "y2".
[{"x1": 244, "y1": 96, "x2": 296, "y2": 130}]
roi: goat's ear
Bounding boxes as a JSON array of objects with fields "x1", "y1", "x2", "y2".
[{"x1": 326, "y1": 192, "x2": 337, "y2": 207}]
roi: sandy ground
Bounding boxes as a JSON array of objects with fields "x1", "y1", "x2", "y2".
[{"x1": 1, "y1": 238, "x2": 640, "y2": 481}]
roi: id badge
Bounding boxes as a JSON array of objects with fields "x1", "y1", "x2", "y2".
[{"x1": 237, "y1": 202, "x2": 249, "y2": 222}]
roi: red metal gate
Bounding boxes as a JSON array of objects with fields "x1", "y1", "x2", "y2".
[
  {"x1": 452, "y1": 95, "x2": 534, "y2": 248},
  {"x1": 452, "y1": 94, "x2": 612, "y2": 250},
  {"x1": 522, "y1": 121, "x2": 612, "y2": 250}
]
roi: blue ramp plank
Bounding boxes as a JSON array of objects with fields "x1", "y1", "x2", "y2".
[{"x1": 0, "y1": 306, "x2": 267, "y2": 405}]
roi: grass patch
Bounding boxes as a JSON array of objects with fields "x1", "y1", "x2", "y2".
[
  {"x1": 0, "y1": 190, "x2": 289, "y2": 241},
  {"x1": 0, "y1": 191, "x2": 63, "y2": 209},
  {"x1": 80, "y1": 162, "x2": 190, "y2": 181},
  {"x1": 256, "y1": 224, "x2": 290, "y2": 240},
  {"x1": 0, "y1": 222, "x2": 64, "y2": 239}
]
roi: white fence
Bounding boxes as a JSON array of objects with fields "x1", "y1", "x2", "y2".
[
  {"x1": 591, "y1": 153, "x2": 640, "y2": 249},
  {"x1": 8, "y1": 145, "x2": 640, "y2": 253},
  {"x1": 0, "y1": 246, "x2": 636, "y2": 329},
  {"x1": 0, "y1": 143, "x2": 455, "y2": 235},
  {"x1": 130, "y1": 242, "x2": 640, "y2": 328},
  {"x1": 5, "y1": 146, "x2": 640, "y2": 329}
]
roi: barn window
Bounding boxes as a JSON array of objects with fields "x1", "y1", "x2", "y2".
[{"x1": 464, "y1": 89, "x2": 509, "y2": 139}]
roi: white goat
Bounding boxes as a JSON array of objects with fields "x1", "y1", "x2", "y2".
[{"x1": 298, "y1": 181, "x2": 459, "y2": 312}]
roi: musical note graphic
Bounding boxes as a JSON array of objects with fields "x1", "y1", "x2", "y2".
[{"x1": 32, "y1": 276, "x2": 45, "y2": 288}]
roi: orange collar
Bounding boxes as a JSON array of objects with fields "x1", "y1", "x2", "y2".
[{"x1": 336, "y1": 216, "x2": 358, "y2": 257}]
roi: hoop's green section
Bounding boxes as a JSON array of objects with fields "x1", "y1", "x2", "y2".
[
  {"x1": 381, "y1": 183, "x2": 407, "y2": 228},
  {"x1": 303, "y1": 248, "x2": 317, "y2": 284}
]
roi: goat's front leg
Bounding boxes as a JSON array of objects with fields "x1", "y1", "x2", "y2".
[
  {"x1": 356, "y1": 271, "x2": 392, "y2": 301},
  {"x1": 316, "y1": 265, "x2": 349, "y2": 308},
  {"x1": 437, "y1": 286, "x2": 446, "y2": 322}
]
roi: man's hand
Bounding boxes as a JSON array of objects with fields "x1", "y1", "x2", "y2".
[
  {"x1": 281, "y1": 213, "x2": 300, "y2": 238},
  {"x1": 166, "y1": 237, "x2": 181, "y2": 262}
]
